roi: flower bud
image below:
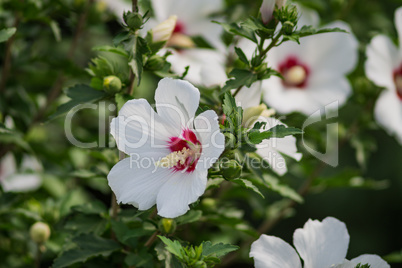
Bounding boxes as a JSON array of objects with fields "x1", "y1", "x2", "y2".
[
  {"x1": 276, "y1": 0, "x2": 286, "y2": 9},
  {"x1": 224, "y1": 133, "x2": 237, "y2": 150},
  {"x1": 103, "y1": 75, "x2": 122, "y2": 94},
  {"x1": 220, "y1": 160, "x2": 242, "y2": 180},
  {"x1": 167, "y1": 33, "x2": 195, "y2": 49},
  {"x1": 282, "y1": 21, "x2": 295, "y2": 35},
  {"x1": 30, "y1": 222, "x2": 51, "y2": 244},
  {"x1": 260, "y1": 0, "x2": 275, "y2": 24},
  {"x1": 201, "y1": 198, "x2": 216, "y2": 210},
  {"x1": 126, "y1": 13, "x2": 143, "y2": 31},
  {"x1": 145, "y1": 55, "x2": 166, "y2": 71},
  {"x1": 152, "y1": 15, "x2": 177, "y2": 43},
  {"x1": 158, "y1": 218, "x2": 176, "y2": 234}
]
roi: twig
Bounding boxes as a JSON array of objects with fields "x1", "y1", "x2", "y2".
[
  {"x1": 131, "y1": 0, "x2": 138, "y2": 12},
  {"x1": 144, "y1": 231, "x2": 159, "y2": 248},
  {"x1": 0, "y1": 17, "x2": 20, "y2": 93}
]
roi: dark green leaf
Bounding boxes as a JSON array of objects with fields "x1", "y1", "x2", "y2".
[
  {"x1": 234, "y1": 47, "x2": 249, "y2": 66},
  {"x1": 52, "y1": 234, "x2": 121, "y2": 268},
  {"x1": 232, "y1": 178, "x2": 264, "y2": 198},
  {"x1": 263, "y1": 174, "x2": 303, "y2": 203},
  {"x1": 93, "y1": 45, "x2": 129, "y2": 58},
  {"x1": 201, "y1": 241, "x2": 239, "y2": 257},
  {"x1": 213, "y1": 21, "x2": 257, "y2": 43},
  {"x1": 222, "y1": 69, "x2": 258, "y2": 93},
  {"x1": 49, "y1": 84, "x2": 107, "y2": 120},
  {"x1": 176, "y1": 210, "x2": 202, "y2": 225}
]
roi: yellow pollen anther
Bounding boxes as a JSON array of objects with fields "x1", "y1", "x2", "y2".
[
  {"x1": 285, "y1": 65, "x2": 306, "y2": 85},
  {"x1": 156, "y1": 147, "x2": 190, "y2": 168}
]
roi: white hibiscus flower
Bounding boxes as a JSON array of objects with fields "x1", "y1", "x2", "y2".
[
  {"x1": 0, "y1": 153, "x2": 42, "y2": 192},
  {"x1": 236, "y1": 82, "x2": 302, "y2": 176},
  {"x1": 261, "y1": 8, "x2": 358, "y2": 115},
  {"x1": 147, "y1": 0, "x2": 227, "y2": 87},
  {"x1": 365, "y1": 7, "x2": 402, "y2": 145},
  {"x1": 239, "y1": 5, "x2": 358, "y2": 115},
  {"x1": 250, "y1": 217, "x2": 390, "y2": 268},
  {"x1": 107, "y1": 78, "x2": 225, "y2": 218}
]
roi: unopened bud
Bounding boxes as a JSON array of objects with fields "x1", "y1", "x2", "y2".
[
  {"x1": 201, "y1": 198, "x2": 216, "y2": 210},
  {"x1": 152, "y1": 15, "x2": 177, "y2": 43},
  {"x1": 243, "y1": 104, "x2": 268, "y2": 128},
  {"x1": 224, "y1": 133, "x2": 237, "y2": 150},
  {"x1": 30, "y1": 222, "x2": 51, "y2": 244},
  {"x1": 282, "y1": 21, "x2": 295, "y2": 34},
  {"x1": 220, "y1": 160, "x2": 242, "y2": 180},
  {"x1": 158, "y1": 218, "x2": 177, "y2": 234},
  {"x1": 126, "y1": 13, "x2": 143, "y2": 31},
  {"x1": 260, "y1": 0, "x2": 275, "y2": 24},
  {"x1": 103, "y1": 75, "x2": 122, "y2": 94},
  {"x1": 167, "y1": 33, "x2": 195, "y2": 49},
  {"x1": 145, "y1": 55, "x2": 165, "y2": 70}
]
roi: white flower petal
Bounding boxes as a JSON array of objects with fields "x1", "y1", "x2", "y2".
[
  {"x1": 262, "y1": 77, "x2": 321, "y2": 115},
  {"x1": 156, "y1": 169, "x2": 207, "y2": 218},
  {"x1": 193, "y1": 110, "x2": 225, "y2": 170},
  {"x1": 235, "y1": 81, "x2": 262, "y2": 109},
  {"x1": 351, "y1": 254, "x2": 390, "y2": 268},
  {"x1": 395, "y1": 7, "x2": 402, "y2": 46},
  {"x1": 167, "y1": 49, "x2": 227, "y2": 87},
  {"x1": 255, "y1": 117, "x2": 301, "y2": 175},
  {"x1": 365, "y1": 35, "x2": 400, "y2": 89},
  {"x1": 293, "y1": 217, "x2": 350, "y2": 268},
  {"x1": 260, "y1": 0, "x2": 275, "y2": 24},
  {"x1": 111, "y1": 99, "x2": 176, "y2": 155},
  {"x1": 108, "y1": 155, "x2": 175, "y2": 210},
  {"x1": 250, "y1": 235, "x2": 302, "y2": 268},
  {"x1": 296, "y1": 4, "x2": 320, "y2": 27},
  {"x1": 154, "y1": 78, "x2": 200, "y2": 130},
  {"x1": 374, "y1": 90, "x2": 402, "y2": 145},
  {"x1": 1, "y1": 174, "x2": 42, "y2": 192}
]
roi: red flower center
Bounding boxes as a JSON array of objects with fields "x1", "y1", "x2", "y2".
[
  {"x1": 168, "y1": 129, "x2": 201, "y2": 173},
  {"x1": 173, "y1": 20, "x2": 186, "y2": 34},
  {"x1": 393, "y1": 64, "x2": 402, "y2": 101},
  {"x1": 278, "y1": 56, "x2": 310, "y2": 89}
]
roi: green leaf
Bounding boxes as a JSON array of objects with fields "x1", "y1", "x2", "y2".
[
  {"x1": 64, "y1": 214, "x2": 108, "y2": 235},
  {"x1": 232, "y1": 178, "x2": 264, "y2": 198},
  {"x1": 111, "y1": 220, "x2": 154, "y2": 245},
  {"x1": 52, "y1": 234, "x2": 121, "y2": 268},
  {"x1": 158, "y1": 236, "x2": 184, "y2": 260},
  {"x1": 49, "y1": 20, "x2": 61, "y2": 42},
  {"x1": 222, "y1": 69, "x2": 258, "y2": 93},
  {"x1": 49, "y1": 84, "x2": 107, "y2": 120},
  {"x1": 201, "y1": 241, "x2": 239, "y2": 258},
  {"x1": 0, "y1": 27, "x2": 16, "y2": 43},
  {"x1": 70, "y1": 201, "x2": 107, "y2": 215},
  {"x1": 384, "y1": 249, "x2": 402, "y2": 263},
  {"x1": 263, "y1": 174, "x2": 303, "y2": 203},
  {"x1": 93, "y1": 45, "x2": 129, "y2": 58},
  {"x1": 214, "y1": 21, "x2": 257, "y2": 43},
  {"x1": 234, "y1": 47, "x2": 249, "y2": 66},
  {"x1": 176, "y1": 210, "x2": 203, "y2": 225},
  {"x1": 115, "y1": 93, "x2": 134, "y2": 111},
  {"x1": 128, "y1": 36, "x2": 151, "y2": 86},
  {"x1": 248, "y1": 124, "x2": 303, "y2": 144},
  {"x1": 125, "y1": 249, "x2": 154, "y2": 268},
  {"x1": 296, "y1": 25, "x2": 348, "y2": 37}
]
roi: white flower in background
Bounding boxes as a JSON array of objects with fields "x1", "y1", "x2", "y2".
[
  {"x1": 250, "y1": 217, "x2": 390, "y2": 268},
  {"x1": 365, "y1": 7, "x2": 402, "y2": 145},
  {"x1": 239, "y1": 5, "x2": 358, "y2": 115},
  {"x1": 236, "y1": 82, "x2": 302, "y2": 176},
  {"x1": 108, "y1": 78, "x2": 225, "y2": 218},
  {"x1": 147, "y1": 0, "x2": 227, "y2": 87},
  {"x1": 0, "y1": 153, "x2": 42, "y2": 192},
  {"x1": 100, "y1": 0, "x2": 131, "y2": 21},
  {"x1": 261, "y1": 12, "x2": 358, "y2": 115}
]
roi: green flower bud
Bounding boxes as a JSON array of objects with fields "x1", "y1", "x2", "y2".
[
  {"x1": 30, "y1": 222, "x2": 51, "y2": 244},
  {"x1": 224, "y1": 133, "x2": 237, "y2": 150},
  {"x1": 220, "y1": 160, "x2": 242, "y2": 180},
  {"x1": 201, "y1": 198, "x2": 216, "y2": 210},
  {"x1": 145, "y1": 55, "x2": 166, "y2": 71},
  {"x1": 103, "y1": 75, "x2": 122, "y2": 94},
  {"x1": 158, "y1": 218, "x2": 177, "y2": 234},
  {"x1": 282, "y1": 21, "x2": 295, "y2": 34},
  {"x1": 126, "y1": 13, "x2": 143, "y2": 31}
]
